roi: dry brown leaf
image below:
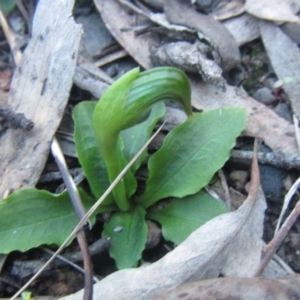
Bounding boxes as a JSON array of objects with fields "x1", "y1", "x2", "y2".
[
  {"x1": 245, "y1": 0, "x2": 300, "y2": 23},
  {"x1": 74, "y1": 56, "x2": 111, "y2": 99},
  {"x1": 59, "y1": 149, "x2": 266, "y2": 300},
  {"x1": 164, "y1": 0, "x2": 241, "y2": 71},
  {"x1": 0, "y1": 69, "x2": 11, "y2": 91},
  {"x1": 96, "y1": 0, "x2": 299, "y2": 161},
  {"x1": 0, "y1": 90, "x2": 9, "y2": 108},
  {"x1": 222, "y1": 13, "x2": 260, "y2": 46},
  {"x1": 0, "y1": 0, "x2": 82, "y2": 196},
  {"x1": 191, "y1": 80, "x2": 299, "y2": 158},
  {"x1": 212, "y1": 0, "x2": 245, "y2": 20},
  {"x1": 260, "y1": 21, "x2": 300, "y2": 120},
  {"x1": 280, "y1": 22, "x2": 300, "y2": 45},
  {"x1": 154, "y1": 275, "x2": 300, "y2": 300}
]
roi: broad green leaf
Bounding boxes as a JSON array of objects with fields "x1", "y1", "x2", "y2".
[
  {"x1": 0, "y1": 188, "x2": 111, "y2": 254},
  {"x1": 73, "y1": 101, "x2": 113, "y2": 204},
  {"x1": 103, "y1": 205, "x2": 147, "y2": 269},
  {"x1": 147, "y1": 191, "x2": 228, "y2": 245},
  {"x1": 0, "y1": 0, "x2": 15, "y2": 15},
  {"x1": 137, "y1": 108, "x2": 247, "y2": 207},
  {"x1": 120, "y1": 102, "x2": 166, "y2": 173}
]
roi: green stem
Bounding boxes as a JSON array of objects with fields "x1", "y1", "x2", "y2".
[{"x1": 99, "y1": 135, "x2": 131, "y2": 211}]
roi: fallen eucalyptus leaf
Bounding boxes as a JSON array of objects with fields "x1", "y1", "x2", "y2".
[
  {"x1": 60, "y1": 146, "x2": 266, "y2": 300},
  {"x1": 280, "y1": 22, "x2": 300, "y2": 45},
  {"x1": 222, "y1": 14, "x2": 260, "y2": 46},
  {"x1": 191, "y1": 80, "x2": 299, "y2": 159},
  {"x1": 164, "y1": 0, "x2": 240, "y2": 71},
  {"x1": 155, "y1": 275, "x2": 300, "y2": 300},
  {"x1": 260, "y1": 21, "x2": 300, "y2": 120},
  {"x1": 245, "y1": 0, "x2": 300, "y2": 23},
  {"x1": 211, "y1": 0, "x2": 245, "y2": 20}
]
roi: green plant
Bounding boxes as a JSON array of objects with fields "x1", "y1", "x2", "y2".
[
  {"x1": 0, "y1": 0, "x2": 15, "y2": 15},
  {"x1": 0, "y1": 67, "x2": 246, "y2": 269}
]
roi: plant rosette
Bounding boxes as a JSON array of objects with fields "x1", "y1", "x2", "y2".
[{"x1": 0, "y1": 67, "x2": 246, "y2": 270}]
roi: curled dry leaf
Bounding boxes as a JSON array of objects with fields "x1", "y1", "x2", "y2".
[
  {"x1": 0, "y1": 0, "x2": 82, "y2": 196},
  {"x1": 95, "y1": 0, "x2": 299, "y2": 161},
  {"x1": 59, "y1": 147, "x2": 266, "y2": 300},
  {"x1": 154, "y1": 275, "x2": 300, "y2": 300},
  {"x1": 164, "y1": 0, "x2": 241, "y2": 71},
  {"x1": 260, "y1": 21, "x2": 300, "y2": 120},
  {"x1": 245, "y1": 0, "x2": 300, "y2": 23}
]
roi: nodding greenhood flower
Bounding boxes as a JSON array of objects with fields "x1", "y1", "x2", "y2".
[{"x1": 92, "y1": 67, "x2": 192, "y2": 211}]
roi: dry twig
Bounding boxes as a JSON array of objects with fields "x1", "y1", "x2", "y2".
[{"x1": 51, "y1": 137, "x2": 93, "y2": 300}]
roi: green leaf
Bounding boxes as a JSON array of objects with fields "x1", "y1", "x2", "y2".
[
  {"x1": 147, "y1": 191, "x2": 228, "y2": 245},
  {"x1": 73, "y1": 101, "x2": 113, "y2": 204},
  {"x1": 0, "y1": 0, "x2": 15, "y2": 15},
  {"x1": 0, "y1": 188, "x2": 107, "y2": 254},
  {"x1": 137, "y1": 108, "x2": 247, "y2": 207},
  {"x1": 120, "y1": 102, "x2": 166, "y2": 173},
  {"x1": 103, "y1": 205, "x2": 147, "y2": 269}
]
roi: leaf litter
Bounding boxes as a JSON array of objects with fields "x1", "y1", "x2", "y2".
[
  {"x1": 96, "y1": 0, "x2": 300, "y2": 162},
  {"x1": 59, "y1": 144, "x2": 268, "y2": 300},
  {"x1": 57, "y1": 1, "x2": 300, "y2": 298}
]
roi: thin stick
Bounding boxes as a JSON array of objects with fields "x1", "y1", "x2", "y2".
[
  {"x1": 217, "y1": 169, "x2": 232, "y2": 211},
  {"x1": 254, "y1": 199, "x2": 300, "y2": 276},
  {"x1": 230, "y1": 150, "x2": 300, "y2": 170},
  {"x1": 275, "y1": 177, "x2": 300, "y2": 234},
  {"x1": 51, "y1": 137, "x2": 93, "y2": 300},
  {"x1": 76, "y1": 231, "x2": 93, "y2": 300},
  {"x1": 51, "y1": 137, "x2": 87, "y2": 221},
  {"x1": 94, "y1": 49, "x2": 128, "y2": 67},
  {"x1": 14, "y1": 0, "x2": 32, "y2": 34},
  {"x1": 293, "y1": 114, "x2": 300, "y2": 156},
  {"x1": 41, "y1": 247, "x2": 100, "y2": 283},
  {"x1": 10, "y1": 121, "x2": 165, "y2": 300}
]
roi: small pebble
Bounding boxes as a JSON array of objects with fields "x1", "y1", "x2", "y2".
[
  {"x1": 259, "y1": 165, "x2": 285, "y2": 204},
  {"x1": 274, "y1": 102, "x2": 293, "y2": 123},
  {"x1": 146, "y1": 220, "x2": 161, "y2": 249},
  {"x1": 228, "y1": 170, "x2": 248, "y2": 192},
  {"x1": 253, "y1": 87, "x2": 275, "y2": 105},
  {"x1": 264, "y1": 77, "x2": 277, "y2": 91}
]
